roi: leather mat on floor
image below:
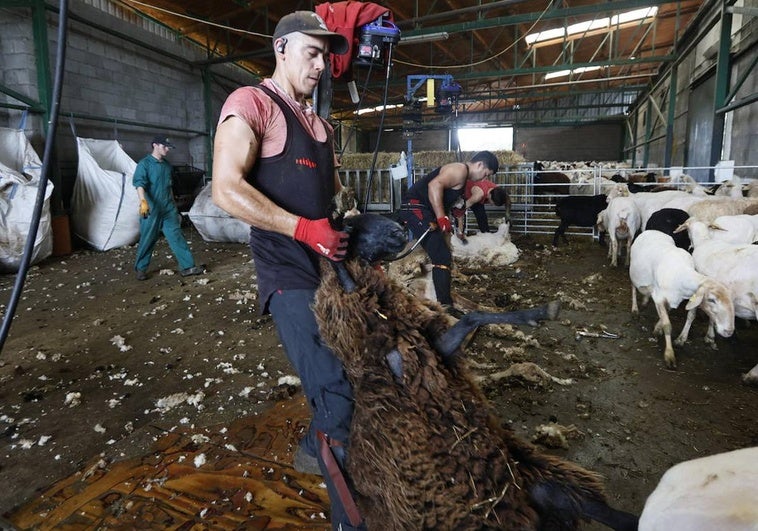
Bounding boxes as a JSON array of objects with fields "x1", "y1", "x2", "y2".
[{"x1": 6, "y1": 396, "x2": 330, "y2": 530}]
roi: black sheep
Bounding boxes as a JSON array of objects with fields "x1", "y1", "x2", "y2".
[
  {"x1": 553, "y1": 194, "x2": 608, "y2": 247},
  {"x1": 645, "y1": 208, "x2": 692, "y2": 251},
  {"x1": 315, "y1": 211, "x2": 639, "y2": 531}
]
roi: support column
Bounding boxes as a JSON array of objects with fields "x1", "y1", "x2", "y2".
[
  {"x1": 709, "y1": 1, "x2": 733, "y2": 174},
  {"x1": 202, "y1": 67, "x2": 214, "y2": 178},
  {"x1": 663, "y1": 64, "x2": 678, "y2": 171}
]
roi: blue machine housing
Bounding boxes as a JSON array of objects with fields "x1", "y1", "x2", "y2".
[{"x1": 355, "y1": 16, "x2": 401, "y2": 67}]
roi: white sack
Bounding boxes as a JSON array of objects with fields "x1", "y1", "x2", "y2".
[
  {"x1": 0, "y1": 127, "x2": 53, "y2": 272},
  {"x1": 188, "y1": 182, "x2": 250, "y2": 243},
  {"x1": 71, "y1": 138, "x2": 139, "y2": 251}
]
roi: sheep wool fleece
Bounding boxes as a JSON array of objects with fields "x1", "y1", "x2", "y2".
[
  {"x1": 313, "y1": 260, "x2": 611, "y2": 530},
  {"x1": 133, "y1": 155, "x2": 195, "y2": 272}
]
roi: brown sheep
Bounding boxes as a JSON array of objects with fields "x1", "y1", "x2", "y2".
[{"x1": 313, "y1": 214, "x2": 638, "y2": 530}]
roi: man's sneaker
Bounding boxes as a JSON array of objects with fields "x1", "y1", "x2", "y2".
[
  {"x1": 180, "y1": 265, "x2": 205, "y2": 277},
  {"x1": 136, "y1": 270, "x2": 148, "y2": 281},
  {"x1": 293, "y1": 446, "x2": 322, "y2": 476}
]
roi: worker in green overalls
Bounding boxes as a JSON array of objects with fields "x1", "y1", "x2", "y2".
[{"x1": 133, "y1": 135, "x2": 205, "y2": 281}]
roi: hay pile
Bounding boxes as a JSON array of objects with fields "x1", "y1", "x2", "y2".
[{"x1": 339, "y1": 150, "x2": 524, "y2": 171}]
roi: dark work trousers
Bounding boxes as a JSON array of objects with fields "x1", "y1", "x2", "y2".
[
  {"x1": 397, "y1": 211, "x2": 454, "y2": 305},
  {"x1": 269, "y1": 289, "x2": 365, "y2": 531}
]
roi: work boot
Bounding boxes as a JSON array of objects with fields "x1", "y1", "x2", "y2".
[
  {"x1": 136, "y1": 270, "x2": 148, "y2": 281},
  {"x1": 432, "y1": 266, "x2": 453, "y2": 305},
  {"x1": 293, "y1": 446, "x2": 322, "y2": 476},
  {"x1": 180, "y1": 265, "x2": 206, "y2": 277}
]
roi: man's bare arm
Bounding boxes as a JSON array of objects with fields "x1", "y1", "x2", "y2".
[
  {"x1": 428, "y1": 162, "x2": 467, "y2": 219},
  {"x1": 211, "y1": 116, "x2": 299, "y2": 237}
]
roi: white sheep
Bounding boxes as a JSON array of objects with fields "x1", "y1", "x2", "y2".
[
  {"x1": 629, "y1": 230, "x2": 735, "y2": 368},
  {"x1": 679, "y1": 218, "x2": 758, "y2": 322},
  {"x1": 686, "y1": 196, "x2": 758, "y2": 223},
  {"x1": 707, "y1": 214, "x2": 758, "y2": 244},
  {"x1": 629, "y1": 177, "x2": 711, "y2": 228},
  {"x1": 631, "y1": 190, "x2": 692, "y2": 228},
  {"x1": 639, "y1": 446, "x2": 758, "y2": 531},
  {"x1": 600, "y1": 195, "x2": 641, "y2": 267},
  {"x1": 678, "y1": 218, "x2": 758, "y2": 385},
  {"x1": 712, "y1": 175, "x2": 745, "y2": 198},
  {"x1": 569, "y1": 175, "x2": 618, "y2": 196}
]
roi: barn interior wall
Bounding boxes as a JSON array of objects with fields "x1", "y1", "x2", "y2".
[
  {"x1": 371, "y1": 129, "x2": 450, "y2": 154},
  {"x1": 726, "y1": 47, "x2": 757, "y2": 178},
  {"x1": 0, "y1": 1, "x2": 256, "y2": 211},
  {"x1": 514, "y1": 124, "x2": 623, "y2": 162},
  {"x1": 373, "y1": 123, "x2": 623, "y2": 164},
  {"x1": 628, "y1": 3, "x2": 757, "y2": 176}
]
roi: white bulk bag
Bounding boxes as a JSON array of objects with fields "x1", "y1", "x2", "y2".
[
  {"x1": 188, "y1": 182, "x2": 250, "y2": 243},
  {"x1": 0, "y1": 127, "x2": 53, "y2": 273},
  {"x1": 71, "y1": 138, "x2": 139, "y2": 250}
]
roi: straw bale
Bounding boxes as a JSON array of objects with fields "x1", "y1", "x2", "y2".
[{"x1": 339, "y1": 150, "x2": 524, "y2": 171}]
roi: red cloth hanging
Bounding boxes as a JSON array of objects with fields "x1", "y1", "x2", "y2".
[{"x1": 316, "y1": 1, "x2": 394, "y2": 80}]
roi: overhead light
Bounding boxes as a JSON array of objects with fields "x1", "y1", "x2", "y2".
[
  {"x1": 399, "y1": 32, "x2": 449, "y2": 45},
  {"x1": 545, "y1": 66, "x2": 602, "y2": 80},
  {"x1": 355, "y1": 103, "x2": 403, "y2": 115},
  {"x1": 526, "y1": 6, "x2": 658, "y2": 47}
]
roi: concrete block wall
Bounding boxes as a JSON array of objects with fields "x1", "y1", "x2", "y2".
[
  {"x1": 0, "y1": 0, "x2": 257, "y2": 212},
  {"x1": 514, "y1": 123, "x2": 623, "y2": 162},
  {"x1": 0, "y1": 7, "x2": 38, "y2": 130}
]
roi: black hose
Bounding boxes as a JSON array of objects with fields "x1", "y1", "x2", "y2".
[
  {"x1": 0, "y1": 0, "x2": 69, "y2": 354},
  {"x1": 361, "y1": 42, "x2": 395, "y2": 212}
]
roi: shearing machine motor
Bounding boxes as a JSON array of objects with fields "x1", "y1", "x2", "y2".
[
  {"x1": 355, "y1": 15, "x2": 401, "y2": 68},
  {"x1": 435, "y1": 78, "x2": 463, "y2": 113}
]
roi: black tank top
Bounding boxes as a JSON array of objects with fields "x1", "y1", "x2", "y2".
[
  {"x1": 247, "y1": 84, "x2": 337, "y2": 312},
  {"x1": 403, "y1": 165, "x2": 467, "y2": 217}
]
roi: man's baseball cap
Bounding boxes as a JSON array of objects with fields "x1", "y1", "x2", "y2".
[
  {"x1": 273, "y1": 11, "x2": 348, "y2": 55},
  {"x1": 151, "y1": 135, "x2": 175, "y2": 148}
]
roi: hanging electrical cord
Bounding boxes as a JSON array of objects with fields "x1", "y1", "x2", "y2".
[
  {"x1": 393, "y1": 2, "x2": 551, "y2": 71},
  {"x1": 0, "y1": 0, "x2": 69, "y2": 355},
  {"x1": 361, "y1": 42, "x2": 396, "y2": 212},
  {"x1": 337, "y1": 61, "x2": 375, "y2": 164}
]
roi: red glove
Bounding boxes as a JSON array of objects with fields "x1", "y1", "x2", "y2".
[
  {"x1": 451, "y1": 207, "x2": 465, "y2": 219},
  {"x1": 436, "y1": 216, "x2": 453, "y2": 233},
  {"x1": 294, "y1": 217, "x2": 348, "y2": 261}
]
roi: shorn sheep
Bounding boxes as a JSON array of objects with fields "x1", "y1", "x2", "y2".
[
  {"x1": 639, "y1": 446, "x2": 758, "y2": 531},
  {"x1": 599, "y1": 195, "x2": 641, "y2": 267},
  {"x1": 314, "y1": 212, "x2": 638, "y2": 530},
  {"x1": 706, "y1": 214, "x2": 758, "y2": 244},
  {"x1": 676, "y1": 218, "x2": 758, "y2": 384},
  {"x1": 629, "y1": 230, "x2": 734, "y2": 369}
]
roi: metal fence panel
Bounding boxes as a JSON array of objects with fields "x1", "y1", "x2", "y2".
[{"x1": 338, "y1": 164, "x2": 757, "y2": 242}]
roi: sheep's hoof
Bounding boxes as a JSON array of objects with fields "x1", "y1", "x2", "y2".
[{"x1": 664, "y1": 354, "x2": 677, "y2": 370}]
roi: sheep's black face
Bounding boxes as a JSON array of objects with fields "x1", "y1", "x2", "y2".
[{"x1": 344, "y1": 214, "x2": 408, "y2": 263}]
